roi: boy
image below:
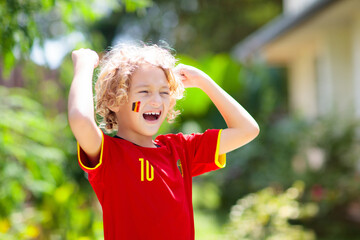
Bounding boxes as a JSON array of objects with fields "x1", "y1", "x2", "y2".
[{"x1": 68, "y1": 43, "x2": 259, "y2": 240}]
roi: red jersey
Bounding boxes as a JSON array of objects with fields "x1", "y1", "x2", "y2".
[{"x1": 78, "y1": 129, "x2": 226, "y2": 240}]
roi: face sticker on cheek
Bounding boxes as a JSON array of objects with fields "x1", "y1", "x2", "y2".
[{"x1": 132, "y1": 101, "x2": 141, "y2": 112}]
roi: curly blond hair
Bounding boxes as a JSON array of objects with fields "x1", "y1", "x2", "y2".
[{"x1": 95, "y1": 42, "x2": 184, "y2": 133}]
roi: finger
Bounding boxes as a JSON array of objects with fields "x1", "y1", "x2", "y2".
[
  {"x1": 174, "y1": 63, "x2": 186, "y2": 72},
  {"x1": 173, "y1": 66, "x2": 183, "y2": 76},
  {"x1": 173, "y1": 66, "x2": 181, "y2": 74}
]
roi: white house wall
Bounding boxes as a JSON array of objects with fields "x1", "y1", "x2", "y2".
[
  {"x1": 316, "y1": 35, "x2": 333, "y2": 116},
  {"x1": 278, "y1": 23, "x2": 355, "y2": 119},
  {"x1": 352, "y1": 14, "x2": 360, "y2": 119},
  {"x1": 255, "y1": 0, "x2": 360, "y2": 120},
  {"x1": 318, "y1": 24, "x2": 353, "y2": 118},
  {"x1": 288, "y1": 46, "x2": 317, "y2": 118}
]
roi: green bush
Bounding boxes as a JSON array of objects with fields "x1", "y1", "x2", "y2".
[
  {"x1": 225, "y1": 181, "x2": 317, "y2": 240},
  {"x1": 0, "y1": 86, "x2": 102, "y2": 239}
]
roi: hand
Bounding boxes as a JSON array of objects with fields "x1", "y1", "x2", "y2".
[
  {"x1": 173, "y1": 64, "x2": 210, "y2": 88},
  {"x1": 72, "y1": 48, "x2": 99, "y2": 69}
]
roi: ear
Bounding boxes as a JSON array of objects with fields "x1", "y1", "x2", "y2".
[
  {"x1": 108, "y1": 105, "x2": 120, "y2": 113},
  {"x1": 107, "y1": 100, "x2": 120, "y2": 113}
]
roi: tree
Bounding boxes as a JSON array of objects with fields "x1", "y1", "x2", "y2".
[
  {"x1": 0, "y1": 1, "x2": 152, "y2": 238},
  {"x1": 0, "y1": 0, "x2": 152, "y2": 74},
  {"x1": 93, "y1": 0, "x2": 282, "y2": 56}
]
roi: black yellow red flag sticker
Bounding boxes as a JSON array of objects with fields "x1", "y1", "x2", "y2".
[{"x1": 132, "y1": 101, "x2": 141, "y2": 112}]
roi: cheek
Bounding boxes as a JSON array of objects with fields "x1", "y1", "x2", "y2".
[{"x1": 162, "y1": 97, "x2": 171, "y2": 109}]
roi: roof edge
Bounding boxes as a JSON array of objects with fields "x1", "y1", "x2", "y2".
[{"x1": 232, "y1": 0, "x2": 339, "y2": 62}]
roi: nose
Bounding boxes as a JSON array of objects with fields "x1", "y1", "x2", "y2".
[{"x1": 149, "y1": 93, "x2": 162, "y2": 107}]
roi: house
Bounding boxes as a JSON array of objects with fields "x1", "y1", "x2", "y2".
[{"x1": 233, "y1": 0, "x2": 360, "y2": 120}]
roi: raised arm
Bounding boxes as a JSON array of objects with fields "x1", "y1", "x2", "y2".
[
  {"x1": 174, "y1": 64, "x2": 259, "y2": 155},
  {"x1": 68, "y1": 49, "x2": 102, "y2": 166}
]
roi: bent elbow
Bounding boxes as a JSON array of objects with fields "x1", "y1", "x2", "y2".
[
  {"x1": 253, "y1": 123, "x2": 260, "y2": 138},
  {"x1": 247, "y1": 123, "x2": 260, "y2": 142}
]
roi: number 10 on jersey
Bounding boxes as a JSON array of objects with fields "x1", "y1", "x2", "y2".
[{"x1": 139, "y1": 158, "x2": 154, "y2": 181}]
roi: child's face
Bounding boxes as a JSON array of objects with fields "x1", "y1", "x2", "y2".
[{"x1": 117, "y1": 64, "x2": 171, "y2": 137}]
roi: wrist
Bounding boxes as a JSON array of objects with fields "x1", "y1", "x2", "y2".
[
  {"x1": 196, "y1": 74, "x2": 214, "y2": 90},
  {"x1": 73, "y1": 61, "x2": 96, "y2": 73}
]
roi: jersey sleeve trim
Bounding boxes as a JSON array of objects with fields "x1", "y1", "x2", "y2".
[
  {"x1": 215, "y1": 129, "x2": 226, "y2": 168},
  {"x1": 77, "y1": 131, "x2": 104, "y2": 170}
]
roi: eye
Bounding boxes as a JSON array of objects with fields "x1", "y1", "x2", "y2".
[
  {"x1": 139, "y1": 90, "x2": 149, "y2": 94},
  {"x1": 160, "y1": 91, "x2": 169, "y2": 95}
]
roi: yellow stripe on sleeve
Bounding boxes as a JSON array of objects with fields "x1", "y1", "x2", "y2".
[
  {"x1": 215, "y1": 129, "x2": 226, "y2": 168},
  {"x1": 77, "y1": 131, "x2": 104, "y2": 170}
]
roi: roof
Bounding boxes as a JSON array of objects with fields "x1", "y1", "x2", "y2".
[{"x1": 232, "y1": 0, "x2": 339, "y2": 62}]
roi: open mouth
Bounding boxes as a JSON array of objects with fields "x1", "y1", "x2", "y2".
[{"x1": 143, "y1": 111, "x2": 161, "y2": 121}]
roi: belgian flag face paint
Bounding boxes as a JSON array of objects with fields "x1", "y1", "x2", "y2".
[{"x1": 132, "y1": 101, "x2": 141, "y2": 112}]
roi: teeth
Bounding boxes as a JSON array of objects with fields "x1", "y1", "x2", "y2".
[{"x1": 144, "y1": 112, "x2": 160, "y2": 116}]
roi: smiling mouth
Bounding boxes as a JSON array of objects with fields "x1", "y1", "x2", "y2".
[{"x1": 143, "y1": 111, "x2": 161, "y2": 121}]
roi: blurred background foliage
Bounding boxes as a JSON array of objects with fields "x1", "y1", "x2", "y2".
[
  {"x1": 225, "y1": 181, "x2": 317, "y2": 240},
  {"x1": 2, "y1": 0, "x2": 360, "y2": 239}
]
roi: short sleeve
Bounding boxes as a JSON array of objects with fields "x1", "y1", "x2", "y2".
[
  {"x1": 77, "y1": 131, "x2": 107, "y2": 182},
  {"x1": 184, "y1": 129, "x2": 226, "y2": 177}
]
